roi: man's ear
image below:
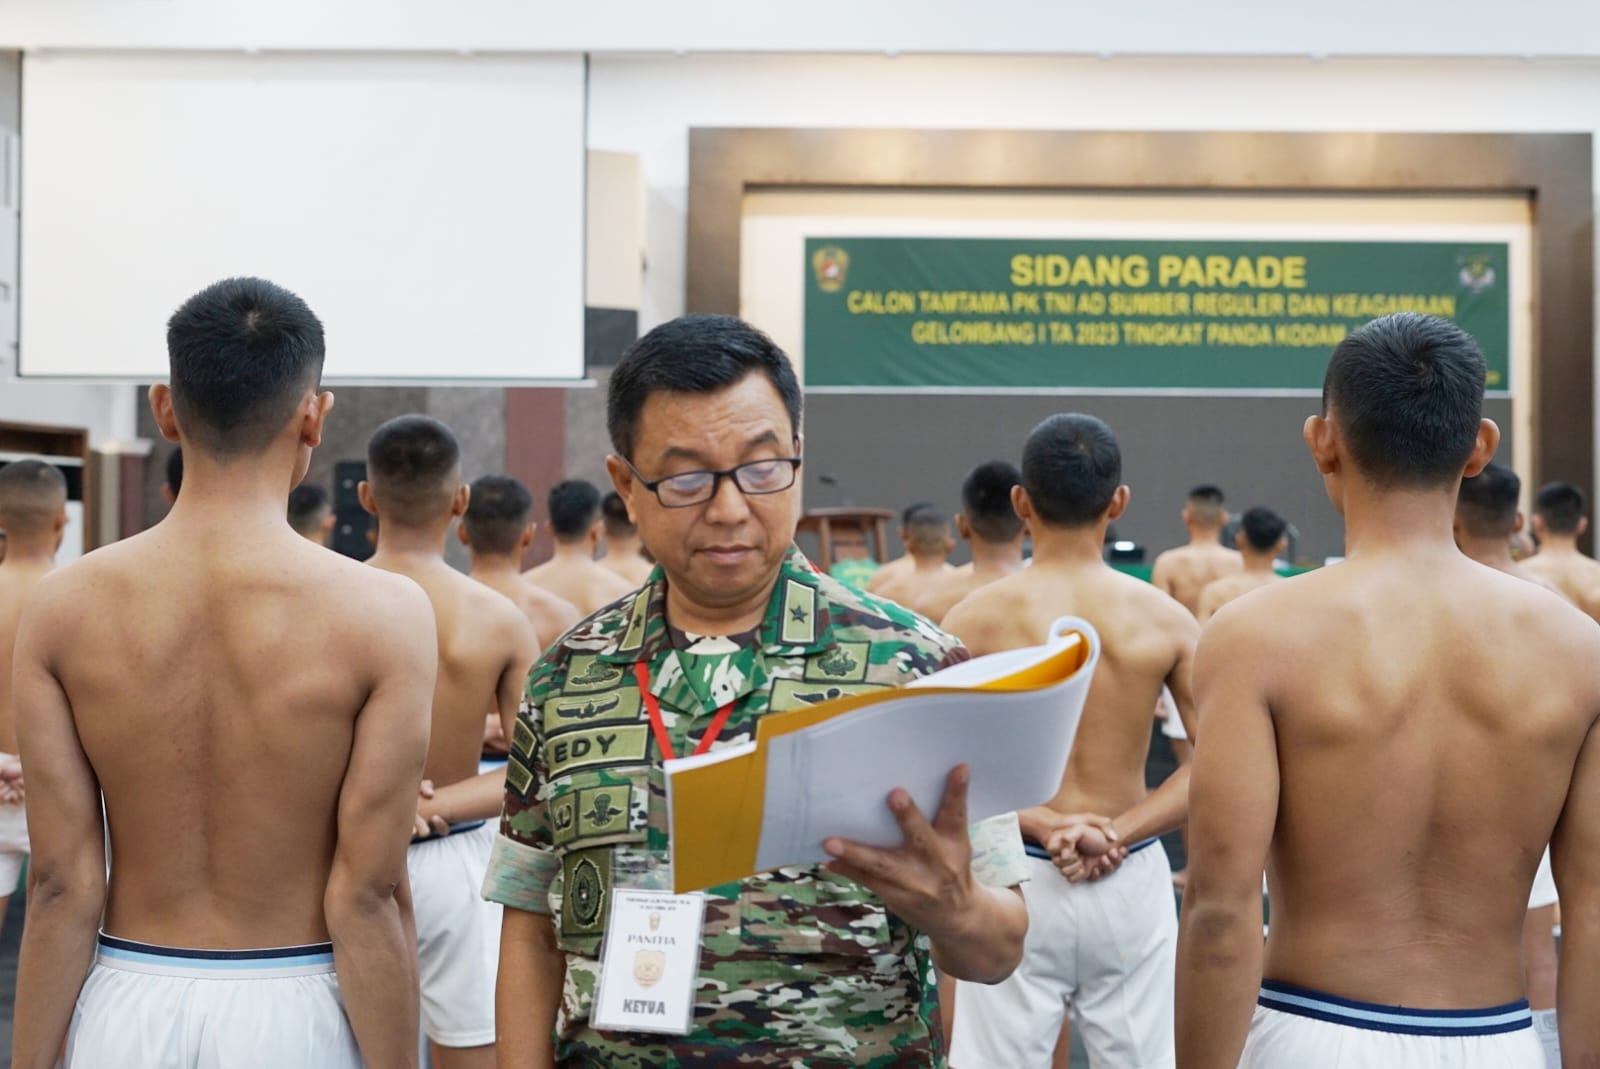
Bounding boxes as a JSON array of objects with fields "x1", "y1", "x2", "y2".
[
  {"x1": 53, "y1": 506, "x2": 68, "y2": 534},
  {"x1": 1010, "y1": 485, "x2": 1033, "y2": 523},
  {"x1": 955, "y1": 514, "x2": 973, "y2": 541},
  {"x1": 1580, "y1": 516, "x2": 1591, "y2": 539},
  {"x1": 605, "y1": 455, "x2": 637, "y2": 519},
  {"x1": 519, "y1": 522, "x2": 536, "y2": 552},
  {"x1": 357, "y1": 481, "x2": 378, "y2": 517},
  {"x1": 1303, "y1": 414, "x2": 1339, "y2": 475},
  {"x1": 149, "y1": 384, "x2": 181, "y2": 444},
  {"x1": 1460, "y1": 419, "x2": 1501, "y2": 480},
  {"x1": 451, "y1": 482, "x2": 470, "y2": 519},
  {"x1": 1234, "y1": 528, "x2": 1249, "y2": 552},
  {"x1": 1106, "y1": 484, "x2": 1130, "y2": 522},
  {"x1": 456, "y1": 522, "x2": 472, "y2": 547},
  {"x1": 301, "y1": 390, "x2": 335, "y2": 449},
  {"x1": 1514, "y1": 511, "x2": 1526, "y2": 535}
]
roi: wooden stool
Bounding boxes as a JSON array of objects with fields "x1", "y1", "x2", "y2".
[{"x1": 796, "y1": 508, "x2": 895, "y2": 572}]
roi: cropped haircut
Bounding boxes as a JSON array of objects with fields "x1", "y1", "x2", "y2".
[
  {"x1": 165, "y1": 448, "x2": 184, "y2": 495},
  {"x1": 1457, "y1": 461, "x2": 1521, "y2": 539},
  {"x1": 608, "y1": 315, "x2": 802, "y2": 461},
  {"x1": 961, "y1": 461, "x2": 1024, "y2": 543},
  {"x1": 167, "y1": 278, "x2": 326, "y2": 459},
  {"x1": 1021, "y1": 413, "x2": 1122, "y2": 529},
  {"x1": 287, "y1": 483, "x2": 331, "y2": 535},
  {"x1": 548, "y1": 479, "x2": 603, "y2": 542},
  {"x1": 1239, "y1": 506, "x2": 1288, "y2": 554},
  {"x1": 464, "y1": 475, "x2": 534, "y2": 556},
  {"x1": 0, "y1": 460, "x2": 68, "y2": 537},
  {"x1": 1535, "y1": 481, "x2": 1587, "y2": 535},
  {"x1": 903, "y1": 505, "x2": 950, "y2": 552},
  {"x1": 1186, "y1": 484, "x2": 1226, "y2": 525},
  {"x1": 1323, "y1": 313, "x2": 1486, "y2": 489},
  {"x1": 365, "y1": 415, "x2": 461, "y2": 528},
  {"x1": 601, "y1": 491, "x2": 636, "y2": 538}
]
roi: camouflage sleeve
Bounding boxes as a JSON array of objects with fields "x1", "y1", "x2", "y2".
[
  {"x1": 968, "y1": 811, "x2": 1030, "y2": 889},
  {"x1": 483, "y1": 656, "x2": 561, "y2": 913}
]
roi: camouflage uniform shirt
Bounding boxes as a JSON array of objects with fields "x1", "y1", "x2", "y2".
[{"x1": 483, "y1": 547, "x2": 1028, "y2": 1067}]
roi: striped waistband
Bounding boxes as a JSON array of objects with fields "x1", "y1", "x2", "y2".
[
  {"x1": 1258, "y1": 980, "x2": 1532, "y2": 1037},
  {"x1": 1023, "y1": 835, "x2": 1158, "y2": 861},
  {"x1": 95, "y1": 933, "x2": 336, "y2": 979}
]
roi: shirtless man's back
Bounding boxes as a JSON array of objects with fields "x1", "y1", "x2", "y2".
[
  {"x1": 460, "y1": 474, "x2": 583, "y2": 649},
  {"x1": 0, "y1": 461, "x2": 69, "y2": 932},
  {"x1": 865, "y1": 501, "x2": 942, "y2": 596},
  {"x1": 362, "y1": 418, "x2": 540, "y2": 1069},
  {"x1": 1521, "y1": 479, "x2": 1600, "y2": 620},
  {"x1": 866, "y1": 504, "x2": 955, "y2": 615},
  {"x1": 12, "y1": 278, "x2": 435, "y2": 1069},
  {"x1": 1177, "y1": 313, "x2": 1600, "y2": 1067},
  {"x1": 523, "y1": 478, "x2": 636, "y2": 616},
  {"x1": 1151, "y1": 484, "x2": 1242, "y2": 615},
  {"x1": 942, "y1": 414, "x2": 1197, "y2": 1069}
]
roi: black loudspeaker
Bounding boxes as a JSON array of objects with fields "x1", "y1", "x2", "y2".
[{"x1": 331, "y1": 460, "x2": 374, "y2": 561}]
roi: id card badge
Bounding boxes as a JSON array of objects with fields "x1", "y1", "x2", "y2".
[{"x1": 591, "y1": 888, "x2": 705, "y2": 1035}]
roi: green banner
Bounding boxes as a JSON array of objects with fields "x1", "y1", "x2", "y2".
[{"x1": 803, "y1": 237, "x2": 1510, "y2": 391}]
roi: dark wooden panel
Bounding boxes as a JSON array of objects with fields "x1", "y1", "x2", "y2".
[{"x1": 506, "y1": 387, "x2": 567, "y2": 568}]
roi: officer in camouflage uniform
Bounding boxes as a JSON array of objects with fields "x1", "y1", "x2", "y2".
[{"x1": 484, "y1": 315, "x2": 1029, "y2": 1068}]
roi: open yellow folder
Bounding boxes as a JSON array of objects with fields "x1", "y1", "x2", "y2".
[{"x1": 665, "y1": 618, "x2": 1099, "y2": 892}]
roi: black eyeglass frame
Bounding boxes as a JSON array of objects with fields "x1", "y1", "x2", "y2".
[{"x1": 619, "y1": 454, "x2": 804, "y2": 509}]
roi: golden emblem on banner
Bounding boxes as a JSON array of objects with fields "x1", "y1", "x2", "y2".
[{"x1": 812, "y1": 246, "x2": 849, "y2": 292}]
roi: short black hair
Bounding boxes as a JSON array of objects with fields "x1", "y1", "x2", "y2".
[
  {"x1": 1457, "y1": 461, "x2": 1521, "y2": 539},
  {"x1": 1021, "y1": 413, "x2": 1122, "y2": 528},
  {"x1": 1239, "y1": 506, "x2": 1288, "y2": 553},
  {"x1": 962, "y1": 461, "x2": 1024, "y2": 543},
  {"x1": 601, "y1": 491, "x2": 636, "y2": 538},
  {"x1": 903, "y1": 504, "x2": 950, "y2": 552},
  {"x1": 287, "y1": 483, "x2": 330, "y2": 535},
  {"x1": 365, "y1": 415, "x2": 461, "y2": 527},
  {"x1": 900, "y1": 502, "x2": 935, "y2": 529},
  {"x1": 548, "y1": 479, "x2": 602, "y2": 543},
  {"x1": 464, "y1": 475, "x2": 534, "y2": 556},
  {"x1": 0, "y1": 459, "x2": 68, "y2": 537},
  {"x1": 1186, "y1": 485, "x2": 1226, "y2": 525},
  {"x1": 166, "y1": 277, "x2": 326, "y2": 459},
  {"x1": 1323, "y1": 312, "x2": 1486, "y2": 489},
  {"x1": 608, "y1": 315, "x2": 802, "y2": 461},
  {"x1": 1535, "y1": 481, "x2": 1587, "y2": 535},
  {"x1": 165, "y1": 448, "x2": 184, "y2": 495}
]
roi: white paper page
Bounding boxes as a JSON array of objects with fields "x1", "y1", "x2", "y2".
[{"x1": 754, "y1": 632, "x2": 1096, "y2": 871}]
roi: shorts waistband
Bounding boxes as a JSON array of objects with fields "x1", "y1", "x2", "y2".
[
  {"x1": 1258, "y1": 980, "x2": 1532, "y2": 1037},
  {"x1": 95, "y1": 933, "x2": 336, "y2": 979},
  {"x1": 1023, "y1": 835, "x2": 1158, "y2": 861}
]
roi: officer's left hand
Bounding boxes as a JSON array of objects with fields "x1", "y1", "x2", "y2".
[{"x1": 821, "y1": 764, "x2": 976, "y2": 934}]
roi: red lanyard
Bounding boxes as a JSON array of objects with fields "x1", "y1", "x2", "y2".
[{"x1": 634, "y1": 662, "x2": 736, "y2": 760}]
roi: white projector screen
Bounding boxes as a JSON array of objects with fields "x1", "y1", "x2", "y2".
[{"x1": 20, "y1": 52, "x2": 586, "y2": 382}]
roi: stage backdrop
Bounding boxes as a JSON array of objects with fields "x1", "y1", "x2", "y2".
[{"x1": 803, "y1": 236, "x2": 1510, "y2": 392}]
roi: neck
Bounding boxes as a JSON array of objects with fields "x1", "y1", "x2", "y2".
[
  {"x1": 1538, "y1": 533, "x2": 1582, "y2": 554},
  {"x1": 373, "y1": 520, "x2": 452, "y2": 561},
  {"x1": 1186, "y1": 526, "x2": 1224, "y2": 547},
  {"x1": 165, "y1": 449, "x2": 304, "y2": 530},
  {"x1": 664, "y1": 575, "x2": 775, "y2": 637},
  {"x1": 909, "y1": 551, "x2": 946, "y2": 571},
  {"x1": 1240, "y1": 551, "x2": 1278, "y2": 573},
  {"x1": 1030, "y1": 522, "x2": 1110, "y2": 565},
  {"x1": 605, "y1": 534, "x2": 642, "y2": 557},
  {"x1": 470, "y1": 551, "x2": 523, "y2": 577},
  {"x1": 1339, "y1": 484, "x2": 1462, "y2": 559},
  {"x1": 1457, "y1": 534, "x2": 1516, "y2": 572},
  {"x1": 0, "y1": 538, "x2": 56, "y2": 566},
  {"x1": 552, "y1": 540, "x2": 594, "y2": 562},
  {"x1": 969, "y1": 536, "x2": 1025, "y2": 574}
]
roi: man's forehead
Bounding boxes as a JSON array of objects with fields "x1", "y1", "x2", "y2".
[{"x1": 634, "y1": 379, "x2": 794, "y2": 456}]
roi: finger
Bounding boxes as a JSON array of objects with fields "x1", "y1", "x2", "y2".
[
  {"x1": 823, "y1": 837, "x2": 897, "y2": 883},
  {"x1": 932, "y1": 764, "x2": 970, "y2": 835},
  {"x1": 885, "y1": 790, "x2": 940, "y2": 858},
  {"x1": 418, "y1": 779, "x2": 436, "y2": 799},
  {"x1": 430, "y1": 816, "x2": 449, "y2": 837},
  {"x1": 412, "y1": 816, "x2": 429, "y2": 839}
]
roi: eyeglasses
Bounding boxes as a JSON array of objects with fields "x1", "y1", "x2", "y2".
[{"x1": 621, "y1": 455, "x2": 802, "y2": 509}]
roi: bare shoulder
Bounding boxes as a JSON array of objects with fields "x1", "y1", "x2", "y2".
[{"x1": 940, "y1": 572, "x2": 1029, "y2": 651}]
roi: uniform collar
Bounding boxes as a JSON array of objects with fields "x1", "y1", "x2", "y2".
[{"x1": 596, "y1": 546, "x2": 834, "y2": 665}]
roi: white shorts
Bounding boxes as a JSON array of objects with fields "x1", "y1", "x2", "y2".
[
  {"x1": 0, "y1": 796, "x2": 29, "y2": 893},
  {"x1": 1528, "y1": 847, "x2": 1557, "y2": 910},
  {"x1": 1158, "y1": 687, "x2": 1188, "y2": 741},
  {"x1": 951, "y1": 841, "x2": 1177, "y2": 1068},
  {"x1": 408, "y1": 819, "x2": 501, "y2": 1047},
  {"x1": 1244, "y1": 982, "x2": 1542, "y2": 1067},
  {"x1": 66, "y1": 933, "x2": 361, "y2": 1068}
]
